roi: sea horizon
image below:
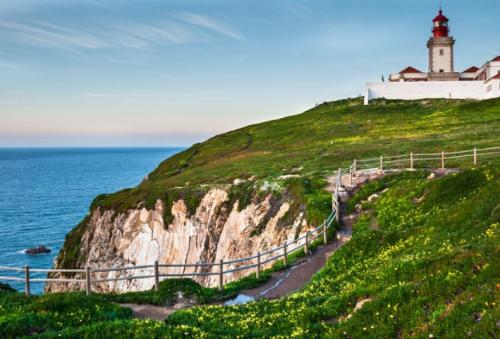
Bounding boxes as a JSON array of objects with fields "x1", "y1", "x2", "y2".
[{"x1": 0, "y1": 146, "x2": 188, "y2": 149}]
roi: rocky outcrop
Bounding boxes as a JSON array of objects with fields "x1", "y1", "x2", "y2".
[{"x1": 46, "y1": 187, "x2": 311, "y2": 293}]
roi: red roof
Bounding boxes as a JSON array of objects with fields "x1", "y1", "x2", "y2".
[
  {"x1": 433, "y1": 10, "x2": 449, "y2": 23},
  {"x1": 400, "y1": 66, "x2": 424, "y2": 74},
  {"x1": 490, "y1": 72, "x2": 500, "y2": 80},
  {"x1": 492, "y1": 56, "x2": 500, "y2": 62},
  {"x1": 463, "y1": 66, "x2": 479, "y2": 73}
]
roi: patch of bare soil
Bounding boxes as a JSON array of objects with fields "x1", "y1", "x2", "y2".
[
  {"x1": 119, "y1": 292, "x2": 196, "y2": 321},
  {"x1": 119, "y1": 303, "x2": 177, "y2": 321}
]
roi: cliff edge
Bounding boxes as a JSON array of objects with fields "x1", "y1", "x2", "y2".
[{"x1": 47, "y1": 97, "x2": 500, "y2": 293}]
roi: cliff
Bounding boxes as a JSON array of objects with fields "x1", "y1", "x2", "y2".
[
  {"x1": 46, "y1": 179, "x2": 321, "y2": 293},
  {"x1": 47, "y1": 97, "x2": 500, "y2": 293}
]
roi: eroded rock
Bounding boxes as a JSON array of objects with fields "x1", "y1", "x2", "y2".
[{"x1": 46, "y1": 188, "x2": 312, "y2": 293}]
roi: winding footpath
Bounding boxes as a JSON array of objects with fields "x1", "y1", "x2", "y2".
[
  {"x1": 123, "y1": 167, "x2": 465, "y2": 320},
  {"x1": 240, "y1": 169, "x2": 386, "y2": 301},
  {"x1": 120, "y1": 169, "x2": 383, "y2": 321}
]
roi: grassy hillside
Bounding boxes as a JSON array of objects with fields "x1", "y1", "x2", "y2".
[
  {"x1": 4, "y1": 98, "x2": 498, "y2": 337},
  {"x1": 55, "y1": 97, "x2": 500, "y2": 271},
  {"x1": 1, "y1": 166, "x2": 498, "y2": 338},
  {"x1": 164, "y1": 167, "x2": 500, "y2": 338},
  {"x1": 92, "y1": 97, "x2": 500, "y2": 213}
]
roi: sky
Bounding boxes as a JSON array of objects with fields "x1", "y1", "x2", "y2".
[{"x1": 0, "y1": 0, "x2": 499, "y2": 147}]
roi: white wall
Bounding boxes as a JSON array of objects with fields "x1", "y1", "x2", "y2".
[
  {"x1": 364, "y1": 81, "x2": 498, "y2": 105},
  {"x1": 484, "y1": 79, "x2": 500, "y2": 99}
]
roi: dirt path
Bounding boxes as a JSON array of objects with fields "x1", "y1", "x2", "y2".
[{"x1": 240, "y1": 223, "x2": 353, "y2": 300}]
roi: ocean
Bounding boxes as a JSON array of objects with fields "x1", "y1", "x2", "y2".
[{"x1": 0, "y1": 147, "x2": 183, "y2": 293}]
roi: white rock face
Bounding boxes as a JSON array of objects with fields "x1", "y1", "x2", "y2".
[{"x1": 46, "y1": 188, "x2": 311, "y2": 293}]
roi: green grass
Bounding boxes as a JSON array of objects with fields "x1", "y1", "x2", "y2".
[
  {"x1": 98, "y1": 276, "x2": 273, "y2": 307},
  {"x1": 7, "y1": 98, "x2": 499, "y2": 337},
  {"x1": 3, "y1": 166, "x2": 497, "y2": 337},
  {"x1": 163, "y1": 166, "x2": 500, "y2": 337},
  {"x1": 57, "y1": 97, "x2": 500, "y2": 270},
  {"x1": 0, "y1": 290, "x2": 132, "y2": 338},
  {"x1": 92, "y1": 97, "x2": 500, "y2": 213}
]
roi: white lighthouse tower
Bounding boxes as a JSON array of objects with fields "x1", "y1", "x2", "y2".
[{"x1": 427, "y1": 9, "x2": 459, "y2": 80}]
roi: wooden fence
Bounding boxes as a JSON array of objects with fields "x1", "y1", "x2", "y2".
[
  {"x1": 0, "y1": 192, "x2": 340, "y2": 296},
  {"x1": 1, "y1": 145, "x2": 498, "y2": 296},
  {"x1": 350, "y1": 146, "x2": 500, "y2": 173}
]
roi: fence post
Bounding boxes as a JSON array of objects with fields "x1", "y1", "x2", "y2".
[
  {"x1": 353, "y1": 159, "x2": 357, "y2": 176},
  {"x1": 283, "y1": 242, "x2": 288, "y2": 267},
  {"x1": 349, "y1": 165, "x2": 353, "y2": 186},
  {"x1": 24, "y1": 265, "x2": 30, "y2": 296},
  {"x1": 218, "y1": 259, "x2": 224, "y2": 291},
  {"x1": 85, "y1": 266, "x2": 91, "y2": 295},
  {"x1": 154, "y1": 261, "x2": 160, "y2": 292},
  {"x1": 441, "y1": 151, "x2": 445, "y2": 170},
  {"x1": 304, "y1": 232, "x2": 309, "y2": 255},
  {"x1": 335, "y1": 189, "x2": 341, "y2": 225},
  {"x1": 193, "y1": 263, "x2": 198, "y2": 280},
  {"x1": 256, "y1": 252, "x2": 261, "y2": 279},
  {"x1": 410, "y1": 152, "x2": 414, "y2": 170},
  {"x1": 323, "y1": 221, "x2": 328, "y2": 245},
  {"x1": 336, "y1": 168, "x2": 342, "y2": 225},
  {"x1": 379, "y1": 156, "x2": 383, "y2": 172},
  {"x1": 473, "y1": 148, "x2": 477, "y2": 165}
]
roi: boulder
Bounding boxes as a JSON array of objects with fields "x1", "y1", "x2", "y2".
[{"x1": 25, "y1": 245, "x2": 51, "y2": 255}]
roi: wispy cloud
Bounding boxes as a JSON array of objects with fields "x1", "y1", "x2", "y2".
[
  {"x1": 178, "y1": 13, "x2": 243, "y2": 40},
  {"x1": 0, "y1": 20, "x2": 108, "y2": 51},
  {"x1": 107, "y1": 21, "x2": 196, "y2": 49},
  {"x1": 0, "y1": 10, "x2": 242, "y2": 52}
]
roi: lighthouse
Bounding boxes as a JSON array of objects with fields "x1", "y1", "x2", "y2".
[
  {"x1": 427, "y1": 9, "x2": 459, "y2": 80},
  {"x1": 364, "y1": 5, "x2": 500, "y2": 104}
]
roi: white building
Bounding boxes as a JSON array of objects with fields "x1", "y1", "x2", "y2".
[{"x1": 364, "y1": 9, "x2": 500, "y2": 105}]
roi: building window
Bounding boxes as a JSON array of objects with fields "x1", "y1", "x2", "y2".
[
  {"x1": 439, "y1": 49, "x2": 444, "y2": 56},
  {"x1": 487, "y1": 85, "x2": 492, "y2": 92},
  {"x1": 439, "y1": 69, "x2": 444, "y2": 73}
]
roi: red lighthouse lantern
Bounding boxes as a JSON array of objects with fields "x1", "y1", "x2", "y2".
[{"x1": 432, "y1": 10, "x2": 449, "y2": 38}]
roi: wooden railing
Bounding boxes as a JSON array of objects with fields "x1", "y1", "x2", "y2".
[
  {"x1": 0, "y1": 207, "x2": 339, "y2": 296},
  {"x1": 350, "y1": 146, "x2": 500, "y2": 173},
  {"x1": 1, "y1": 145, "x2": 498, "y2": 296}
]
